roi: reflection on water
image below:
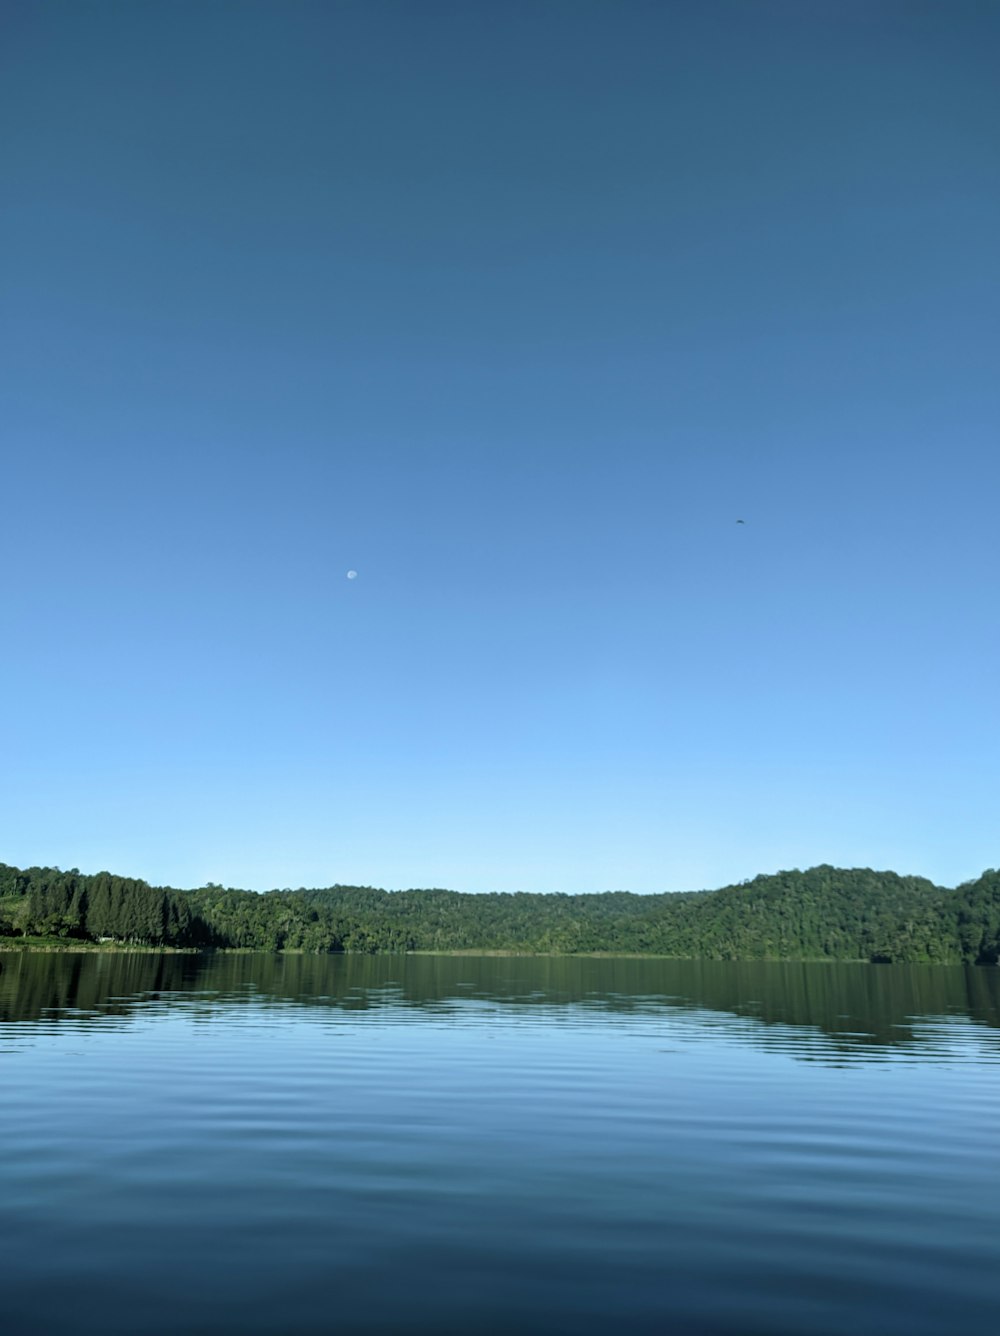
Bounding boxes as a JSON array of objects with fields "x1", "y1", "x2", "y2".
[
  {"x1": 3, "y1": 951, "x2": 1000, "y2": 1336},
  {"x1": 2, "y1": 950, "x2": 999, "y2": 1064}
]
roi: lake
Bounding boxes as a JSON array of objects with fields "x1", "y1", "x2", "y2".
[{"x1": 2, "y1": 951, "x2": 999, "y2": 1335}]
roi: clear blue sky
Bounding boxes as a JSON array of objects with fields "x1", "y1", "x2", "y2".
[{"x1": 2, "y1": 1, "x2": 997, "y2": 894}]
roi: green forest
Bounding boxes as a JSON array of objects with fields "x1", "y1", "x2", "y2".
[{"x1": 1, "y1": 860, "x2": 998, "y2": 964}]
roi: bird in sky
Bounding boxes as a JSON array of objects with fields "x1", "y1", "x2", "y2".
[{"x1": 736, "y1": 519, "x2": 745, "y2": 525}]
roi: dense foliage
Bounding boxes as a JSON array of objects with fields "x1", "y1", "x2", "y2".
[{"x1": 1, "y1": 861, "x2": 998, "y2": 964}]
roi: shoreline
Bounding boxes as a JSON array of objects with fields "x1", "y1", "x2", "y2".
[{"x1": 2, "y1": 940, "x2": 986, "y2": 966}]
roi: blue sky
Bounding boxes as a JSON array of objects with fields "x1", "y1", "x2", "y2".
[{"x1": 2, "y1": 1, "x2": 997, "y2": 894}]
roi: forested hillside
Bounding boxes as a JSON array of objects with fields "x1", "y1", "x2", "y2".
[{"x1": 1, "y1": 861, "x2": 998, "y2": 964}]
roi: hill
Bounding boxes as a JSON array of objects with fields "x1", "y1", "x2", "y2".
[{"x1": 1, "y1": 861, "x2": 998, "y2": 964}]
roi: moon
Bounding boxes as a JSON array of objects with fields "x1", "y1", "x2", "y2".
[{"x1": 346, "y1": 570, "x2": 358, "y2": 580}]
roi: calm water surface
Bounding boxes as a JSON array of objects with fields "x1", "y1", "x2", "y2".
[{"x1": 2, "y1": 952, "x2": 999, "y2": 1335}]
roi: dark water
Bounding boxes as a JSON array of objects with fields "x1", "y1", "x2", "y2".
[{"x1": 2, "y1": 953, "x2": 999, "y2": 1335}]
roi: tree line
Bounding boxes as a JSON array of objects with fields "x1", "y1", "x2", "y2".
[{"x1": 1, "y1": 861, "x2": 998, "y2": 964}]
